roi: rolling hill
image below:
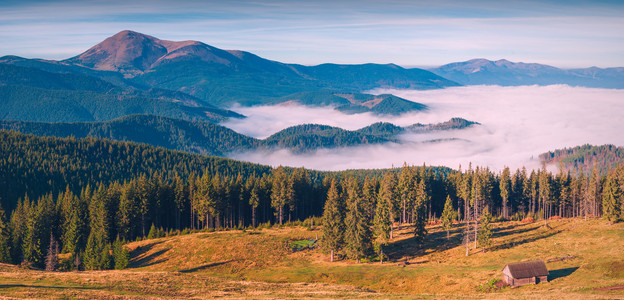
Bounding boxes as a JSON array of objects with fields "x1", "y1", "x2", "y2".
[
  {"x1": 0, "y1": 115, "x2": 479, "y2": 155},
  {"x1": 1, "y1": 219, "x2": 622, "y2": 298},
  {"x1": 0, "y1": 63, "x2": 242, "y2": 123},
  {"x1": 430, "y1": 58, "x2": 624, "y2": 88},
  {"x1": 271, "y1": 91, "x2": 428, "y2": 115}
]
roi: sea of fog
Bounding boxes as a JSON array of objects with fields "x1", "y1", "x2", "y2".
[{"x1": 222, "y1": 85, "x2": 624, "y2": 172}]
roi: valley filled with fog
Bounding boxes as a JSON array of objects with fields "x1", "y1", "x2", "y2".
[{"x1": 222, "y1": 85, "x2": 624, "y2": 171}]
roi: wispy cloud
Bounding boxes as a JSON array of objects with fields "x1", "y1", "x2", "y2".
[
  {"x1": 225, "y1": 86, "x2": 624, "y2": 171},
  {"x1": 0, "y1": 0, "x2": 622, "y2": 67}
]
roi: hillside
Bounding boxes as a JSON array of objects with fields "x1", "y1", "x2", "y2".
[
  {"x1": 263, "y1": 124, "x2": 391, "y2": 152},
  {"x1": 540, "y1": 144, "x2": 624, "y2": 175},
  {"x1": 271, "y1": 91, "x2": 428, "y2": 115},
  {"x1": 1, "y1": 219, "x2": 622, "y2": 298},
  {"x1": 0, "y1": 63, "x2": 242, "y2": 123},
  {"x1": 0, "y1": 130, "x2": 272, "y2": 212},
  {"x1": 0, "y1": 115, "x2": 258, "y2": 156},
  {"x1": 430, "y1": 58, "x2": 624, "y2": 88},
  {"x1": 1, "y1": 116, "x2": 479, "y2": 156}
]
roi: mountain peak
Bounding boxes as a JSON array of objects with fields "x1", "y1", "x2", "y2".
[
  {"x1": 63, "y1": 30, "x2": 226, "y2": 74},
  {"x1": 64, "y1": 30, "x2": 166, "y2": 73}
]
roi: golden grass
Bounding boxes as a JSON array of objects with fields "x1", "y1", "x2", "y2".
[{"x1": 1, "y1": 218, "x2": 623, "y2": 299}]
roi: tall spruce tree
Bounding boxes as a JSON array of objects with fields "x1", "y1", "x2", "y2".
[
  {"x1": 248, "y1": 178, "x2": 261, "y2": 228},
  {"x1": 398, "y1": 165, "x2": 417, "y2": 224},
  {"x1": 62, "y1": 192, "x2": 88, "y2": 254},
  {"x1": 413, "y1": 180, "x2": 428, "y2": 248},
  {"x1": 83, "y1": 231, "x2": 103, "y2": 270},
  {"x1": 500, "y1": 167, "x2": 511, "y2": 219},
  {"x1": 0, "y1": 202, "x2": 11, "y2": 263},
  {"x1": 477, "y1": 206, "x2": 493, "y2": 252},
  {"x1": 441, "y1": 195, "x2": 457, "y2": 240},
  {"x1": 9, "y1": 198, "x2": 28, "y2": 264},
  {"x1": 113, "y1": 236, "x2": 129, "y2": 270},
  {"x1": 378, "y1": 173, "x2": 397, "y2": 239},
  {"x1": 344, "y1": 177, "x2": 372, "y2": 263},
  {"x1": 602, "y1": 172, "x2": 621, "y2": 222},
  {"x1": 321, "y1": 179, "x2": 344, "y2": 262},
  {"x1": 373, "y1": 182, "x2": 392, "y2": 263}
]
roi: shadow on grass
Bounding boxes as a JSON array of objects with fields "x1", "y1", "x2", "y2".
[
  {"x1": 549, "y1": 267, "x2": 579, "y2": 281},
  {"x1": 386, "y1": 222, "x2": 561, "y2": 261},
  {"x1": 386, "y1": 225, "x2": 465, "y2": 260},
  {"x1": 490, "y1": 229, "x2": 562, "y2": 251},
  {"x1": 178, "y1": 260, "x2": 237, "y2": 273},
  {"x1": 128, "y1": 240, "x2": 169, "y2": 268},
  {"x1": 491, "y1": 224, "x2": 539, "y2": 238}
]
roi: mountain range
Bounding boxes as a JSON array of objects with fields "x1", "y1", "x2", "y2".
[
  {"x1": 61, "y1": 30, "x2": 457, "y2": 106},
  {"x1": 1, "y1": 30, "x2": 622, "y2": 159},
  {"x1": 430, "y1": 58, "x2": 624, "y2": 88},
  {"x1": 0, "y1": 115, "x2": 479, "y2": 155},
  {"x1": 0, "y1": 30, "x2": 450, "y2": 119}
]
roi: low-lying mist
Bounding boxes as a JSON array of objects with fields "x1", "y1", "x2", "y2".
[{"x1": 222, "y1": 85, "x2": 624, "y2": 171}]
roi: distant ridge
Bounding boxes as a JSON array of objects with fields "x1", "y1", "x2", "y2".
[
  {"x1": 0, "y1": 115, "x2": 479, "y2": 155},
  {"x1": 59, "y1": 30, "x2": 459, "y2": 106},
  {"x1": 430, "y1": 58, "x2": 624, "y2": 88}
]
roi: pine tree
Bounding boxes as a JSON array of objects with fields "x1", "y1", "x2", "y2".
[
  {"x1": 361, "y1": 177, "x2": 377, "y2": 219},
  {"x1": 477, "y1": 206, "x2": 493, "y2": 251},
  {"x1": 147, "y1": 223, "x2": 158, "y2": 240},
  {"x1": 100, "y1": 243, "x2": 113, "y2": 270},
  {"x1": 62, "y1": 193, "x2": 88, "y2": 254},
  {"x1": 83, "y1": 231, "x2": 103, "y2": 270},
  {"x1": 500, "y1": 167, "x2": 511, "y2": 219},
  {"x1": 113, "y1": 236, "x2": 130, "y2": 270},
  {"x1": 9, "y1": 198, "x2": 28, "y2": 264},
  {"x1": 344, "y1": 177, "x2": 372, "y2": 262},
  {"x1": 0, "y1": 202, "x2": 11, "y2": 263},
  {"x1": 586, "y1": 167, "x2": 601, "y2": 219},
  {"x1": 271, "y1": 166, "x2": 289, "y2": 225},
  {"x1": 413, "y1": 180, "x2": 428, "y2": 248},
  {"x1": 602, "y1": 172, "x2": 621, "y2": 222},
  {"x1": 321, "y1": 179, "x2": 344, "y2": 262},
  {"x1": 247, "y1": 176, "x2": 260, "y2": 227},
  {"x1": 378, "y1": 173, "x2": 397, "y2": 239},
  {"x1": 459, "y1": 169, "x2": 472, "y2": 222},
  {"x1": 398, "y1": 164, "x2": 417, "y2": 224},
  {"x1": 117, "y1": 180, "x2": 139, "y2": 241},
  {"x1": 373, "y1": 182, "x2": 391, "y2": 263},
  {"x1": 23, "y1": 197, "x2": 46, "y2": 268},
  {"x1": 441, "y1": 195, "x2": 457, "y2": 240}
]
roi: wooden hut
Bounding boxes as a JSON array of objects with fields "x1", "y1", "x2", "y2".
[{"x1": 502, "y1": 260, "x2": 549, "y2": 287}]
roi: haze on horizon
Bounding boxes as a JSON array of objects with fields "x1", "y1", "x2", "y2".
[{"x1": 0, "y1": 0, "x2": 623, "y2": 68}]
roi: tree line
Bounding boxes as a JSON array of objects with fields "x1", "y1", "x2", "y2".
[{"x1": 1, "y1": 130, "x2": 623, "y2": 268}]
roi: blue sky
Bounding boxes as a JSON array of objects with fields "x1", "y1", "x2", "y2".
[{"x1": 0, "y1": 0, "x2": 622, "y2": 68}]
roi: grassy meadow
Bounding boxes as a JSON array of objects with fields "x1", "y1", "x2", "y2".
[{"x1": 1, "y1": 218, "x2": 623, "y2": 299}]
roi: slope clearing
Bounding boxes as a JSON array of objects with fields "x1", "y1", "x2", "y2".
[{"x1": 1, "y1": 218, "x2": 623, "y2": 299}]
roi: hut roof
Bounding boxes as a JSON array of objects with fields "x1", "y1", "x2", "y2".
[{"x1": 503, "y1": 260, "x2": 548, "y2": 278}]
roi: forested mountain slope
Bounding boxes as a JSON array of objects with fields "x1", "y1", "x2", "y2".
[
  {"x1": 0, "y1": 130, "x2": 271, "y2": 212},
  {"x1": 0, "y1": 115, "x2": 258, "y2": 156},
  {"x1": 540, "y1": 144, "x2": 624, "y2": 175},
  {"x1": 1, "y1": 116, "x2": 479, "y2": 155},
  {"x1": 0, "y1": 63, "x2": 242, "y2": 123},
  {"x1": 270, "y1": 91, "x2": 428, "y2": 115}
]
